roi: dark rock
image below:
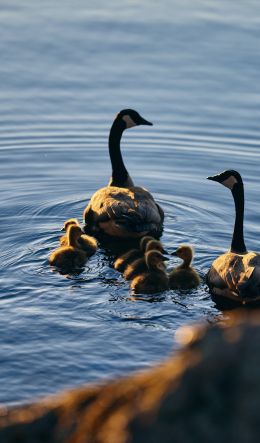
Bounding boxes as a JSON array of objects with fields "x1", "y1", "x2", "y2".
[{"x1": 1, "y1": 311, "x2": 260, "y2": 442}]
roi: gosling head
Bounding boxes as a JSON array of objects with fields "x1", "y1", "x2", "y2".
[
  {"x1": 146, "y1": 239, "x2": 167, "y2": 254},
  {"x1": 116, "y1": 109, "x2": 153, "y2": 129},
  {"x1": 67, "y1": 225, "x2": 83, "y2": 247},
  {"x1": 62, "y1": 218, "x2": 80, "y2": 232},
  {"x1": 145, "y1": 250, "x2": 169, "y2": 272},
  {"x1": 207, "y1": 170, "x2": 243, "y2": 191},
  {"x1": 172, "y1": 245, "x2": 193, "y2": 265},
  {"x1": 139, "y1": 235, "x2": 155, "y2": 252}
]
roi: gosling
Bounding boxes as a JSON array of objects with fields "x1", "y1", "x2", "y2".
[
  {"x1": 169, "y1": 245, "x2": 200, "y2": 290},
  {"x1": 114, "y1": 235, "x2": 154, "y2": 272},
  {"x1": 60, "y1": 218, "x2": 97, "y2": 256},
  {"x1": 130, "y1": 250, "x2": 169, "y2": 294},
  {"x1": 60, "y1": 218, "x2": 80, "y2": 246},
  {"x1": 123, "y1": 239, "x2": 166, "y2": 280},
  {"x1": 49, "y1": 225, "x2": 88, "y2": 272}
]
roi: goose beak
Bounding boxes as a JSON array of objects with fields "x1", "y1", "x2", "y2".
[
  {"x1": 207, "y1": 175, "x2": 219, "y2": 182},
  {"x1": 61, "y1": 227, "x2": 65, "y2": 232},
  {"x1": 139, "y1": 117, "x2": 153, "y2": 126},
  {"x1": 171, "y1": 250, "x2": 177, "y2": 256}
]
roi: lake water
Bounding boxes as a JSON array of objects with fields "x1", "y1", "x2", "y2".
[{"x1": 1, "y1": 0, "x2": 260, "y2": 405}]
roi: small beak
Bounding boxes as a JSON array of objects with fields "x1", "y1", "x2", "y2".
[
  {"x1": 171, "y1": 251, "x2": 178, "y2": 256},
  {"x1": 61, "y1": 227, "x2": 65, "y2": 232},
  {"x1": 139, "y1": 117, "x2": 153, "y2": 126},
  {"x1": 162, "y1": 249, "x2": 168, "y2": 254},
  {"x1": 207, "y1": 175, "x2": 218, "y2": 182},
  {"x1": 162, "y1": 255, "x2": 170, "y2": 261}
]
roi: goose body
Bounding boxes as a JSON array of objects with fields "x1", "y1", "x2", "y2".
[
  {"x1": 169, "y1": 246, "x2": 200, "y2": 290},
  {"x1": 60, "y1": 218, "x2": 97, "y2": 256},
  {"x1": 130, "y1": 250, "x2": 169, "y2": 294},
  {"x1": 49, "y1": 225, "x2": 87, "y2": 272},
  {"x1": 114, "y1": 235, "x2": 153, "y2": 272},
  {"x1": 123, "y1": 239, "x2": 166, "y2": 280},
  {"x1": 83, "y1": 109, "x2": 164, "y2": 238},
  {"x1": 207, "y1": 170, "x2": 260, "y2": 306}
]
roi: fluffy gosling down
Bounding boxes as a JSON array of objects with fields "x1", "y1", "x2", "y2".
[
  {"x1": 60, "y1": 218, "x2": 97, "y2": 256},
  {"x1": 123, "y1": 239, "x2": 167, "y2": 281},
  {"x1": 169, "y1": 245, "x2": 200, "y2": 290},
  {"x1": 130, "y1": 250, "x2": 169, "y2": 294},
  {"x1": 114, "y1": 235, "x2": 154, "y2": 272},
  {"x1": 49, "y1": 225, "x2": 88, "y2": 272}
]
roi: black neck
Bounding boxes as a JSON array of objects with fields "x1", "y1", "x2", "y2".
[
  {"x1": 230, "y1": 182, "x2": 247, "y2": 253},
  {"x1": 108, "y1": 119, "x2": 131, "y2": 187}
]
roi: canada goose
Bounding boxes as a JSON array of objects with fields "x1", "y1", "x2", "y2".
[
  {"x1": 169, "y1": 245, "x2": 200, "y2": 289},
  {"x1": 130, "y1": 250, "x2": 169, "y2": 294},
  {"x1": 60, "y1": 218, "x2": 97, "y2": 256},
  {"x1": 83, "y1": 109, "x2": 164, "y2": 238},
  {"x1": 123, "y1": 239, "x2": 166, "y2": 280},
  {"x1": 114, "y1": 235, "x2": 154, "y2": 272},
  {"x1": 207, "y1": 170, "x2": 260, "y2": 306},
  {"x1": 49, "y1": 225, "x2": 87, "y2": 272}
]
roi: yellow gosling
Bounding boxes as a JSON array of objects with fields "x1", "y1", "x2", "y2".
[
  {"x1": 60, "y1": 218, "x2": 80, "y2": 246},
  {"x1": 169, "y1": 245, "x2": 200, "y2": 290},
  {"x1": 49, "y1": 225, "x2": 87, "y2": 272},
  {"x1": 114, "y1": 235, "x2": 154, "y2": 272},
  {"x1": 130, "y1": 250, "x2": 169, "y2": 294},
  {"x1": 123, "y1": 239, "x2": 166, "y2": 281},
  {"x1": 60, "y1": 218, "x2": 97, "y2": 256}
]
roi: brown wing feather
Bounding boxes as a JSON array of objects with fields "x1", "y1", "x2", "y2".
[
  {"x1": 83, "y1": 186, "x2": 163, "y2": 237},
  {"x1": 207, "y1": 251, "x2": 260, "y2": 300}
]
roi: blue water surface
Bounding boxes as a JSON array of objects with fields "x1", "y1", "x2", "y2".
[{"x1": 0, "y1": 0, "x2": 260, "y2": 405}]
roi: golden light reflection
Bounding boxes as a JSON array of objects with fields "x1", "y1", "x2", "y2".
[{"x1": 175, "y1": 325, "x2": 197, "y2": 346}]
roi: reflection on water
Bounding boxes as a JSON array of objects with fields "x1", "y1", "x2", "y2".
[{"x1": 0, "y1": 0, "x2": 260, "y2": 404}]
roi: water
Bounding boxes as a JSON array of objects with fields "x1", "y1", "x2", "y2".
[{"x1": 1, "y1": 0, "x2": 260, "y2": 405}]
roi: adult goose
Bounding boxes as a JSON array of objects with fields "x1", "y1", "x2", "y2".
[
  {"x1": 207, "y1": 170, "x2": 260, "y2": 307},
  {"x1": 83, "y1": 109, "x2": 164, "y2": 239}
]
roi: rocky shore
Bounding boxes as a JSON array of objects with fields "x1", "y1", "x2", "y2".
[{"x1": 1, "y1": 311, "x2": 260, "y2": 442}]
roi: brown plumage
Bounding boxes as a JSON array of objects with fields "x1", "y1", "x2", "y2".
[
  {"x1": 60, "y1": 218, "x2": 97, "y2": 256},
  {"x1": 130, "y1": 250, "x2": 169, "y2": 294},
  {"x1": 83, "y1": 109, "x2": 164, "y2": 239},
  {"x1": 114, "y1": 235, "x2": 154, "y2": 272},
  {"x1": 207, "y1": 170, "x2": 260, "y2": 306},
  {"x1": 49, "y1": 225, "x2": 87, "y2": 272},
  {"x1": 169, "y1": 245, "x2": 200, "y2": 290},
  {"x1": 123, "y1": 239, "x2": 166, "y2": 281}
]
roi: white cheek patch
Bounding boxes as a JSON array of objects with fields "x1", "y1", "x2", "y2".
[
  {"x1": 122, "y1": 115, "x2": 136, "y2": 129},
  {"x1": 222, "y1": 176, "x2": 238, "y2": 190}
]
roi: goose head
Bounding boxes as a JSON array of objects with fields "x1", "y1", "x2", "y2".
[
  {"x1": 145, "y1": 250, "x2": 169, "y2": 272},
  {"x1": 62, "y1": 218, "x2": 80, "y2": 232},
  {"x1": 172, "y1": 245, "x2": 193, "y2": 266},
  {"x1": 115, "y1": 109, "x2": 153, "y2": 130},
  {"x1": 146, "y1": 239, "x2": 167, "y2": 254},
  {"x1": 207, "y1": 170, "x2": 243, "y2": 191}
]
